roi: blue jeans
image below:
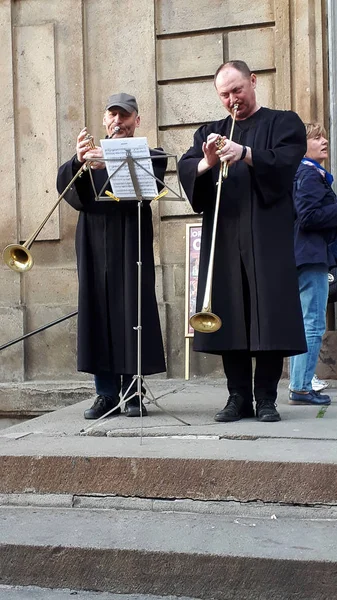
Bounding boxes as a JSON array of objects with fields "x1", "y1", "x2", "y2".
[
  {"x1": 94, "y1": 373, "x2": 144, "y2": 399},
  {"x1": 289, "y1": 265, "x2": 329, "y2": 391}
]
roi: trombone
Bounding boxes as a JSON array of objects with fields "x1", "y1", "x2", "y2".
[
  {"x1": 3, "y1": 134, "x2": 95, "y2": 272},
  {"x1": 189, "y1": 104, "x2": 238, "y2": 333}
]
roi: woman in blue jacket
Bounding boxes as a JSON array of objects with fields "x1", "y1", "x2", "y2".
[{"x1": 289, "y1": 123, "x2": 337, "y2": 405}]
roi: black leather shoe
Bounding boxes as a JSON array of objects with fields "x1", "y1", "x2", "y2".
[
  {"x1": 256, "y1": 399, "x2": 281, "y2": 422},
  {"x1": 84, "y1": 395, "x2": 121, "y2": 420},
  {"x1": 124, "y1": 396, "x2": 148, "y2": 417},
  {"x1": 214, "y1": 393, "x2": 255, "y2": 422}
]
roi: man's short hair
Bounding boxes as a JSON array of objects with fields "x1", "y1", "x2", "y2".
[
  {"x1": 214, "y1": 60, "x2": 252, "y2": 85},
  {"x1": 305, "y1": 122, "x2": 326, "y2": 139}
]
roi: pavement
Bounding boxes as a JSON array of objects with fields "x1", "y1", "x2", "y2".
[
  {"x1": 1, "y1": 379, "x2": 337, "y2": 599},
  {"x1": 1, "y1": 502, "x2": 337, "y2": 600},
  {"x1": 2, "y1": 504, "x2": 337, "y2": 561},
  {"x1": 0, "y1": 378, "x2": 336, "y2": 505},
  {"x1": 1, "y1": 377, "x2": 336, "y2": 441},
  {"x1": 0, "y1": 588, "x2": 198, "y2": 600}
]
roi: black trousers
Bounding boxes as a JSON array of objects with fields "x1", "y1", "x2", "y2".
[
  {"x1": 222, "y1": 351, "x2": 284, "y2": 405},
  {"x1": 94, "y1": 373, "x2": 145, "y2": 399}
]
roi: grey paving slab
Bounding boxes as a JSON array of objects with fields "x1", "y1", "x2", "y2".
[
  {"x1": 1, "y1": 429, "x2": 337, "y2": 463},
  {"x1": 0, "y1": 377, "x2": 337, "y2": 507},
  {"x1": 2, "y1": 506, "x2": 337, "y2": 600},
  {"x1": 1, "y1": 379, "x2": 337, "y2": 442},
  {"x1": 1, "y1": 505, "x2": 337, "y2": 561},
  {"x1": 0, "y1": 587, "x2": 198, "y2": 600}
]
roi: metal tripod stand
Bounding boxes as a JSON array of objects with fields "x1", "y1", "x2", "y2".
[{"x1": 82, "y1": 150, "x2": 190, "y2": 438}]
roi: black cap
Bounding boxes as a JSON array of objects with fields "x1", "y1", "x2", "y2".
[{"x1": 105, "y1": 93, "x2": 138, "y2": 113}]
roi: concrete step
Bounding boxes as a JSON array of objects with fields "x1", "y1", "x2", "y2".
[
  {"x1": 1, "y1": 504, "x2": 337, "y2": 600},
  {"x1": 0, "y1": 586, "x2": 198, "y2": 600},
  {"x1": 0, "y1": 381, "x2": 94, "y2": 418},
  {"x1": 0, "y1": 432, "x2": 337, "y2": 505},
  {"x1": 1, "y1": 379, "x2": 337, "y2": 504}
]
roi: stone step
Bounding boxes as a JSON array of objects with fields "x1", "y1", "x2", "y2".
[
  {"x1": 0, "y1": 432, "x2": 337, "y2": 505},
  {"x1": 0, "y1": 381, "x2": 94, "y2": 417},
  {"x1": 1, "y1": 504, "x2": 337, "y2": 600},
  {"x1": 0, "y1": 586, "x2": 198, "y2": 600},
  {"x1": 1, "y1": 380, "x2": 337, "y2": 505},
  {"x1": 0, "y1": 377, "x2": 164, "y2": 418}
]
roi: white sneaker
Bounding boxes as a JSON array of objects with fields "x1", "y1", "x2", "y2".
[{"x1": 312, "y1": 374, "x2": 329, "y2": 392}]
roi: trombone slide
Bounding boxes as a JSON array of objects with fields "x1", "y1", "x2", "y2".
[
  {"x1": 3, "y1": 132, "x2": 96, "y2": 272},
  {"x1": 189, "y1": 105, "x2": 238, "y2": 333}
]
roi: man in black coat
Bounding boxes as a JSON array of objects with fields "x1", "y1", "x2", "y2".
[
  {"x1": 57, "y1": 93, "x2": 167, "y2": 419},
  {"x1": 179, "y1": 60, "x2": 307, "y2": 423}
]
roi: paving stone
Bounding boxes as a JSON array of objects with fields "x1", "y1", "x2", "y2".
[
  {"x1": 1, "y1": 506, "x2": 337, "y2": 599},
  {"x1": 0, "y1": 587, "x2": 199, "y2": 600}
]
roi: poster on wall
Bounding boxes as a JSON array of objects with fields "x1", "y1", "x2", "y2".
[{"x1": 185, "y1": 223, "x2": 202, "y2": 338}]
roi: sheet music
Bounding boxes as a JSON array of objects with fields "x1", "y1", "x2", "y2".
[{"x1": 100, "y1": 137, "x2": 158, "y2": 200}]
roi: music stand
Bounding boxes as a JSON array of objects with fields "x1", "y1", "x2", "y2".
[{"x1": 81, "y1": 146, "x2": 190, "y2": 438}]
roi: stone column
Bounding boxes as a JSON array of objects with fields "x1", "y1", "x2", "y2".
[
  {"x1": 0, "y1": 0, "x2": 24, "y2": 382},
  {"x1": 290, "y1": 0, "x2": 325, "y2": 121},
  {"x1": 327, "y1": 0, "x2": 337, "y2": 181}
]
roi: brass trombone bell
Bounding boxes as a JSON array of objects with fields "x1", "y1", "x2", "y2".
[
  {"x1": 189, "y1": 311, "x2": 222, "y2": 333},
  {"x1": 2, "y1": 244, "x2": 34, "y2": 272}
]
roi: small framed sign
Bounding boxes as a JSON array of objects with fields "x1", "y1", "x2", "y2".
[
  {"x1": 185, "y1": 223, "x2": 202, "y2": 337},
  {"x1": 184, "y1": 223, "x2": 202, "y2": 378}
]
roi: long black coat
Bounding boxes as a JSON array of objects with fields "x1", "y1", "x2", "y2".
[
  {"x1": 57, "y1": 149, "x2": 167, "y2": 375},
  {"x1": 179, "y1": 107, "x2": 307, "y2": 357}
]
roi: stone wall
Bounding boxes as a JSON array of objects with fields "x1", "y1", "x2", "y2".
[
  {"x1": 156, "y1": 0, "x2": 327, "y2": 377},
  {"x1": 0, "y1": 0, "x2": 330, "y2": 392}
]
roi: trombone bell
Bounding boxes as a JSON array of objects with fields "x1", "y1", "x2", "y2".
[
  {"x1": 189, "y1": 311, "x2": 222, "y2": 333},
  {"x1": 2, "y1": 244, "x2": 34, "y2": 272}
]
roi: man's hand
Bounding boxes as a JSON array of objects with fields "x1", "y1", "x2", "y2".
[
  {"x1": 218, "y1": 139, "x2": 252, "y2": 167},
  {"x1": 76, "y1": 128, "x2": 105, "y2": 170},
  {"x1": 217, "y1": 139, "x2": 243, "y2": 166},
  {"x1": 83, "y1": 147, "x2": 105, "y2": 170},
  {"x1": 197, "y1": 133, "x2": 222, "y2": 175},
  {"x1": 76, "y1": 128, "x2": 92, "y2": 163}
]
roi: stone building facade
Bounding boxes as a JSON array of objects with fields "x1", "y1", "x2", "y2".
[{"x1": 0, "y1": 0, "x2": 335, "y2": 412}]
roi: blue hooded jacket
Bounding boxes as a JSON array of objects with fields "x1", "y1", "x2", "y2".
[{"x1": 293, "y1": 161, "x2": 337, "y2": 268}]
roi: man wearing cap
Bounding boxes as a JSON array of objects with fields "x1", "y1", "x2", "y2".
[{"x1": 57, "y1": 93, "x2": 167, "y2": 419}]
